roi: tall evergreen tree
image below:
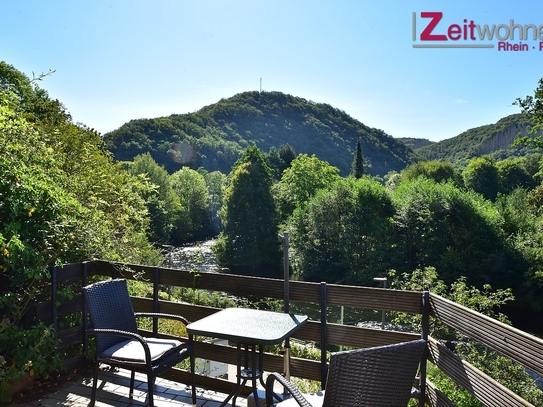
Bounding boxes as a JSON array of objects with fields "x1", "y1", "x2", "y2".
[
  {"x1": 351, "y1": 139, "x2": 364, "y2": 179},
  {"x1": 213, "y1": 146, "x2": 281, "y2": 276},
  {"x1": 278, "y1": 143, "x2": 296, "y2": 173}
]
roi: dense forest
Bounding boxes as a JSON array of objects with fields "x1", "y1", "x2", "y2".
[
  {"x1": 103, "y1": 91, "x2": 417, "y2": 176},
  {"x1": 414, "y1": 114, "x2": 539, "y2": 167},
  {"x1": 395, "y1": 137, "x2": 434, "y2": 150},
  {"x1": 3, "y1": 60, "x2": 543, "y2": 403}
]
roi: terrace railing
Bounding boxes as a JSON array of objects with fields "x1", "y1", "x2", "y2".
[{"x1": 35, "y1": 260, "x2": 543, "y2": 407}]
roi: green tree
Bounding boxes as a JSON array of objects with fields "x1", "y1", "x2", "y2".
[
  {"x1": 390, "y1": 268, "x2": 543, "y2": 407},
  {"x1": 494, "y1": 189, "x2": 543, "y2": 316},
  {"x1": 401, "y1": 160, "x2": 460, "y2": 185},
  {"x1": 462, "y1": 156, "x2": 500, "y2": 201},
  {"x1": 496, "y1": 158, "x2": 536, "y2": 194},
  {"x1": 274, "y1": 154, "x2": 340, "y2": 221},
  {"x1": 202, "y1": 170, "x2": 227, "y2": 234},
  {"x1": 266, "y1": 146, "x2": 283, "y2": 179},
  {"x1": 391, "y1": 178, "x2": 509, "y2": 287},
  {"x1": 0, "y1": 61, "x2": 70, "y2": 129},
  {"x1": 289, "y1": 177, "x2": 394, "y2": 284},
  {"x1": 170, "y1": 167, "x2": 213, "y2": 243},
  {"x1": 213, "y1": 146, "x2": 281, "y2": 276},
  {"x1": 0, "y1": 64, "x2": 162, "y2": 399},
  {"x1": 514, "y1": 77, "x2": 543, "y2": 148},
  {"x1": 127, "y1": 153, "x2": 182, "y2": 243},
  {"x1": 267, "y1": 144, "x2": 297, "y2": 180},
  {"x1": 278, "y1": 143, "x2": 296, "y2": 173},
  {"x1": 350, "y1": 138, "x2": 364, "y2": 179}
]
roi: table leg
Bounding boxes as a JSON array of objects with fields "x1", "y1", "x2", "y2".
[
  {"x1": 220, "y1": 343, "x2": 243, "y2": 407},
  {"x1": 250, "y1": 343, "x2": 260, "y2": 407},
  {"x1": 259, "y1": 344, "x2": 266, "y2": 389},
  {"x1": 221, "y1": 343, "x2": 263, "y2": 407}
]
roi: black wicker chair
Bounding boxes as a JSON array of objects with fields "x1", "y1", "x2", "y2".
[
  {"x1": 83, "y1": 278, "x2": 197, "y2": 407},
  {"x1": 265, "y1": 339, "x2": 426, "y2": 407}
]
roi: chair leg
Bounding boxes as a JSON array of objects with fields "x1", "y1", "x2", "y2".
[
  {"x1": 147, "y1": 375, "x2": 156, "y2": 407},
  {"x1": 190, "y1": 353, "x2": 197, "y2": 406},
  {"x1": 90, "y1": 360, "x2": 99, "y2": 407},
  {"x1": 129, "y1": 369, "x2": 135, "y2": 399}
]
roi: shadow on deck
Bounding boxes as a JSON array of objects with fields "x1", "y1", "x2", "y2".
[{"x1": 23, "y1": 367, "x2": 248, "y2": 407}]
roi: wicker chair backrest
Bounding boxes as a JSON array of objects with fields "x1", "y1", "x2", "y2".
[
  {"x1": 322, "y1": 339, "x2": 426, "y2": 407},
  {"x1": 83, "y1": 279, "x2": 139, "y2": 354}
]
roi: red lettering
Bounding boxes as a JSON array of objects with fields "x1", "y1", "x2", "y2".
[
  {"x1": 448, "y1": 24, "x2": 461, "y2": 40},
  {"x1": 468, "y1": 20, "x2": 476, "y2": 40},
  {"x1": 540, "y1": 42, "x2": 543, "y2": 51},
  {"x1": 420, "y1": 12, "x2": 447, "y2": 41}
]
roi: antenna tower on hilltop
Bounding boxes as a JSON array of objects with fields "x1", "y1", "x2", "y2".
[{"x1": 260, "y1": 78, "x2": 262, "y2": 93}]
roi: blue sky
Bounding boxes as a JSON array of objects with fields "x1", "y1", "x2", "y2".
[{"x1": 2, "y1": 0, "x2": 543, "y2": 142}]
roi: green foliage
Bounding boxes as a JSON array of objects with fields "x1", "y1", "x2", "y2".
[
  {"x1": 289, "y1": 177, "x2": 394, "y2": 285},
  {"x1": 214, "y1": 146, "x2": 281, "y2": 275},
  {"x1": 274, "y1": 153, "x2": 341, "y2": 222},
  {"x1": 416, "y1": 114, "x2": 536, "y2": 167},
  {"x1": 0, "y1": 62, "x2": 162, "y2": 399},
  {"x1": 170, "y1": 167, "x2": 214, "y2": 243},
  {"x1": 266, "y1": 146, "x2": 282, "y2": 180},
  {"x1": 396, "y1": 137, "x2": 435, "y2": 151},
  {"x1": 495, "y1": 189, "x2": 543, "y2": 312},
  {"x1": 0, "y1": 322, "x2": 63, "y2": 401},
  {"x1": 127, "y1": 153, "x2": 182, "y2": 243},
  {"x1": 279, "y1": 143, "x2": 296, "y2": 171},
  {"x1": 202, "y1": 170, "x2": 227, "y2": 234},
  {"x1": 104, "y1": 91, "x2": 416, "y2": 177},
  {"x1": 350, "y1": 138, "x2": 364, "y2": 179},
  {"x1": 400, "y1": 160, "x2": 461, "y2": 186},
  {"x1": 391, "y1": 178, "x2": 508, "y2": 287},
  {"x1": 462, "y1": 156, "x2": 500, "y2": 201},
  {"x1": 0, "y1": 91, "x2": 85, "y2": 397},
  {"x1": 266, "y1": 143, "x2": 296, "y2": 179},
  {"x1": 391, "y1": 268, "x2": 543, "y2": 407},
  {"x1": 514, "y1": 77, "x2": 543, "y2": 136},
  {"x1": 496, "y1": 158, "x2": 537, "y2": 193}
]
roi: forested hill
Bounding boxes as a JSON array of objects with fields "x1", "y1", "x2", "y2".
[
  {"x1": 415, "y1": 114, "x2": 536, "y2": 167},
  {"x1": 396, "y1": 137, "x2": 434, "y2": 150},
  {"x1": 103, "y1": 91, "x2": 417, "y2": 176}
]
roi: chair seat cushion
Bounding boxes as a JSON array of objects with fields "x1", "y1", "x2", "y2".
[
  {"x1": 276, "y1": 391, "x2": 325, "y2": 407},
  {"x1": 99, "y1": 338, "x2": 183, "y2": 363}
]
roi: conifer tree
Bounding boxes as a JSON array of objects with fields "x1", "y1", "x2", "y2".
[
  {"x1": 351, "y1": 138, "x2": 364, "y2": 179},
  {"x1": 214, "y1": 146, "x2": 281, "y2": 276}
]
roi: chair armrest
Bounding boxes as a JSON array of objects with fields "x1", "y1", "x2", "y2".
[
  {"x1": 134, "y1": 312, "x2": 189, "y2": 326},
  {"x1": 88, "y1": 328, "x2": 153, "y2": 362},
  {"x1": 265, "y1": 372, "x2": 313, "y2": 407},
  {"x1": 88, "y1": 327, "x2": 146, "y2": 343}
]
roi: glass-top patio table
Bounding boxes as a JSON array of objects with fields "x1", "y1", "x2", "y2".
[{"x1": 187, "y1": 307, "x2": 308, "y2": 407}]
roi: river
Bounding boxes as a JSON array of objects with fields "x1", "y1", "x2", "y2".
[
  {"x1": 164, "y1": 239, "x2": 226, "y2": 274},
  {"x1": 162, "y1": 239, "x2": 383, "y2": 327}
]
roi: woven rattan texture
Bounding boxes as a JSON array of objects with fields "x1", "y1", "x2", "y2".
[
  {"x1": 322, "y1": 339, "x2": 426, "y2": 406},
  {"x1": 83, "y1": 279, "x2": 139, "y2": 355}
]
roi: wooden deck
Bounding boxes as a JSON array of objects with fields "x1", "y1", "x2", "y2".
[
  {"x1": 31, "y1": 260, "x2": 543, "y2": 407},
  {"x1": 23, "y1": 367, "x2": 249, "y2": 407}
]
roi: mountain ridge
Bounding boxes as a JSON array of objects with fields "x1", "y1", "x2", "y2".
[
  {"x1": 411, "y1": 113, "x2": 536, "y2": 166},
  {"x1": 103, "y1": 91, "x2": 417, "y2": 176},
  {"x1": 104, "y1": 92, "x2": 538, "y2": 175}
]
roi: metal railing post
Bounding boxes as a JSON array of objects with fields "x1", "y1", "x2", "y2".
[
  {"x1": 153, "y1": 267, "x2": 160, "y2": 336},
  {"x1": 279, "y1": 232, "x2": 292, "y2": 384},
  {"x1": 82, "y1": 262, "x2": 89, "y2": 359},
  {"x1": 320, "y1": 282, "x2": 328, "y2": 390},
  {"x1": 419, "y1": 290, "x2": 430, "y2": 407},
  {"x1": 51, "y1": 266, "x2": 58, "y2": 356}
]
